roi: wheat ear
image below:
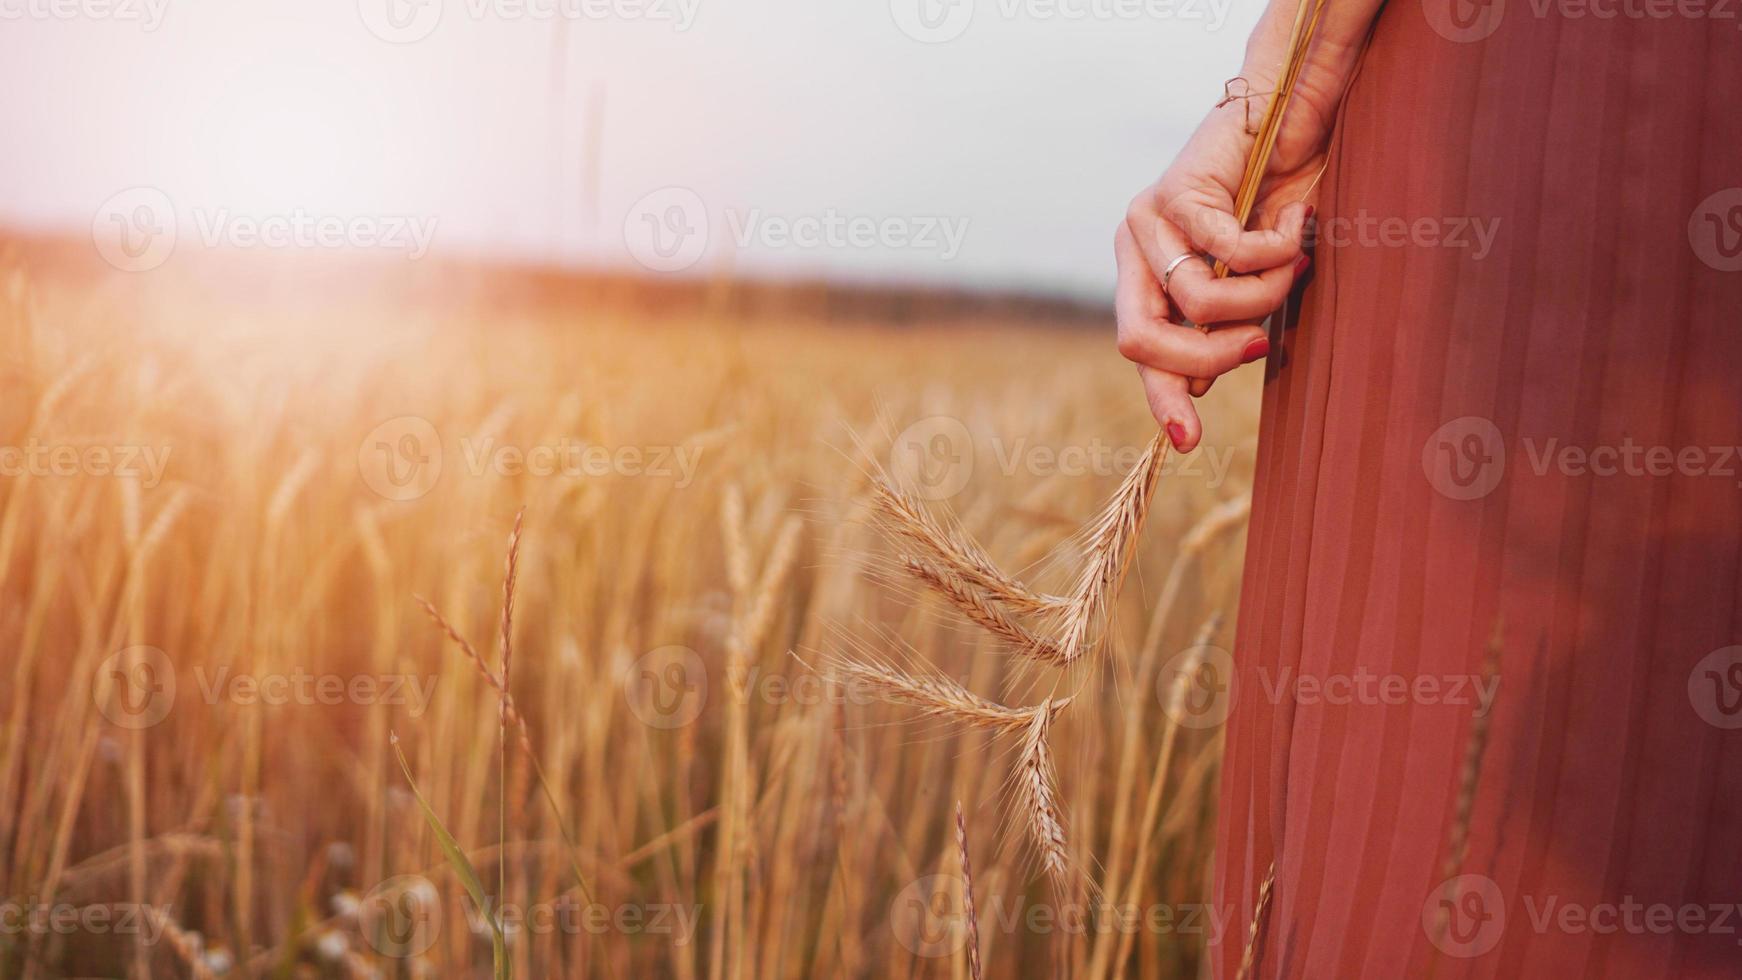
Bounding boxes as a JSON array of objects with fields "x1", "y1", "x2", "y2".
[
  {"x1": 900, "y1": 555, "x2": 1067, "y2": 667},
  {"x1": 827, "y1": 654, "x2": 1055, "y2": 734},
  {"x1": 869, "y1": 478, "x2": 1066, "y2": 616},
  {"x1": 955, "y1": 802, "x2": 983, "y2": 980},
  {"x1": 1050, "y1": 433, "x2": 1169, "y2": 665},
  {"x1": 1015, "y1": 702, "x2": 1071, "y2": 888},
  {"x1": 414, "y1": 513, "x2": 595, "y2": 905},
  {"x1": 1236, "y1": 861, "x2": 1277, "y2": 980}
]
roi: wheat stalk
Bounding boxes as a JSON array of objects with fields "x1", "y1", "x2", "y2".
[
  {"x1": 1048, "y1": 434, "x2": 1170, "y2": 666},
  {"x1": 413, "y1": 512, "x2": 595, "y2": 906},
  {"x1": 413, "y1": 595, "x2": 535, "y2": 758},
  {"x1": 868, "y1": 478, "x2": 1066, "y2": 616},
  {"x1": 845, "y1": 0, "x2": 1330, "y2": 910},
  {"x1": 1235, "y1": 861, "x2": 1276, "y2": 980},
  {"x1": 500, "y1": 507, "x2": 523, "y2": 703},
  {"x1": 1428, "y1": 624, "x2": 1504, "y2": 968},
  {"x1": 1013, "y1": 703, "x2": 1071, "y2": 887},
  {"x1": 139, "y1": 904, "x2": 217, "y2": 980},
  {"x1": 955, "y1": 802, "x2": 983, "y2": 980},
  {"x1": 828, "y1": 653, "x2": 1062, "y2": 734},
  {"x1": 1443, "y1": 627, "x2": 1502, "y2": 880},
  {"x1": 900, "y1": 555, "x2": 1067, "y2": 667}
]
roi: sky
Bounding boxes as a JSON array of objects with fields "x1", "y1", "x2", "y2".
[{"x1": 0, "y1": 0, "x2": 1262, "y2": 298}]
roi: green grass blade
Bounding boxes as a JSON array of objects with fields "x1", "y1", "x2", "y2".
[{"x1": 391, "y1": 732, "x2": 510, "y2": 980}]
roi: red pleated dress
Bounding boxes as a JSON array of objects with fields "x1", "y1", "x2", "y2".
[{"x1": 1212, "y1": 2, "x2": 1742, "y2": 977}]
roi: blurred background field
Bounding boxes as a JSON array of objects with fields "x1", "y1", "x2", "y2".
[{"x1": 0, "y1": 239, "x2": 1262, "y2": 978}]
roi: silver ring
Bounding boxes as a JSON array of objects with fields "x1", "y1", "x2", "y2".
[{"x1": 1161, "y1": 252, "x2": 1205, "y2": 296}]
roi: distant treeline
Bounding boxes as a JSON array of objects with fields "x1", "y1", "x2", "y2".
[{"x1": 1, "y1": 231, "x2": 1110, "y2": 328}]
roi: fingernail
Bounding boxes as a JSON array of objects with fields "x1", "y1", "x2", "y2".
[
  {"x1": 1304, "y1": 206, "x2": 1316, "y2": 221},
  {"x1": 1242, "y1": 337, "x2": 1270, "y2": 364},
  {"x1": 1294, "y1": 254, "x2": 1312, "y2": 278},
  {"x1": 1166, "y1": 421, "x2": 1189, "y2": 448}
]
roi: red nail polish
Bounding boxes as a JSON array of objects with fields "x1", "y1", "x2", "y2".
[
  {"x1": 1304, "y1": 206, "x2": 1316, "y2": 221},
  {"x1": 1242, "y1": 336, "x2": 1270, "y2": 364},
  {"x1": 1166, "y1": 422, "x2": 1189, "y2": 448},
  {"x1": 1294, "y1": 254, "x2": 1312, "y2": 277}
]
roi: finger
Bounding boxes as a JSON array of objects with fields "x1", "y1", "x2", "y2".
[
  {"x1": 1116, "y1": 225, "x2": 1270, "y2": 377},
  {"x1": 1165, "y1": 250, "x2": 1302, "y2": 326},
  {"x1": 1139, "y1": 366, "x2": 1201, "y2": 453},
  {"x1": 1119, "y1": 317, "x2": 1269, "y2": 380},
  {"x1": 1163, "y1": 194, "x2": 1308, "y2": 274},
  {"x1": 1112, "y1": 221, "x2": 1170, "y2": 325},
  {"x1": 1126, "y1": 202, "x2": 1305, "y2": 326}
]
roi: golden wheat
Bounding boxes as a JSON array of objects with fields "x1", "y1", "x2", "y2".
[{"x1": 0, "y1": 241, "x2": 1254, "y2": 976}]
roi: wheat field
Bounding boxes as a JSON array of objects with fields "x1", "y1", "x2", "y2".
[{"x1": 0, "y1": 243, "x2": 1263, "y2": 979}]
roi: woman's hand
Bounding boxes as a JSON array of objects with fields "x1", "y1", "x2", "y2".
[{"x1": 1118, "y1": 13, "x2": 1372, "y2": 451}]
